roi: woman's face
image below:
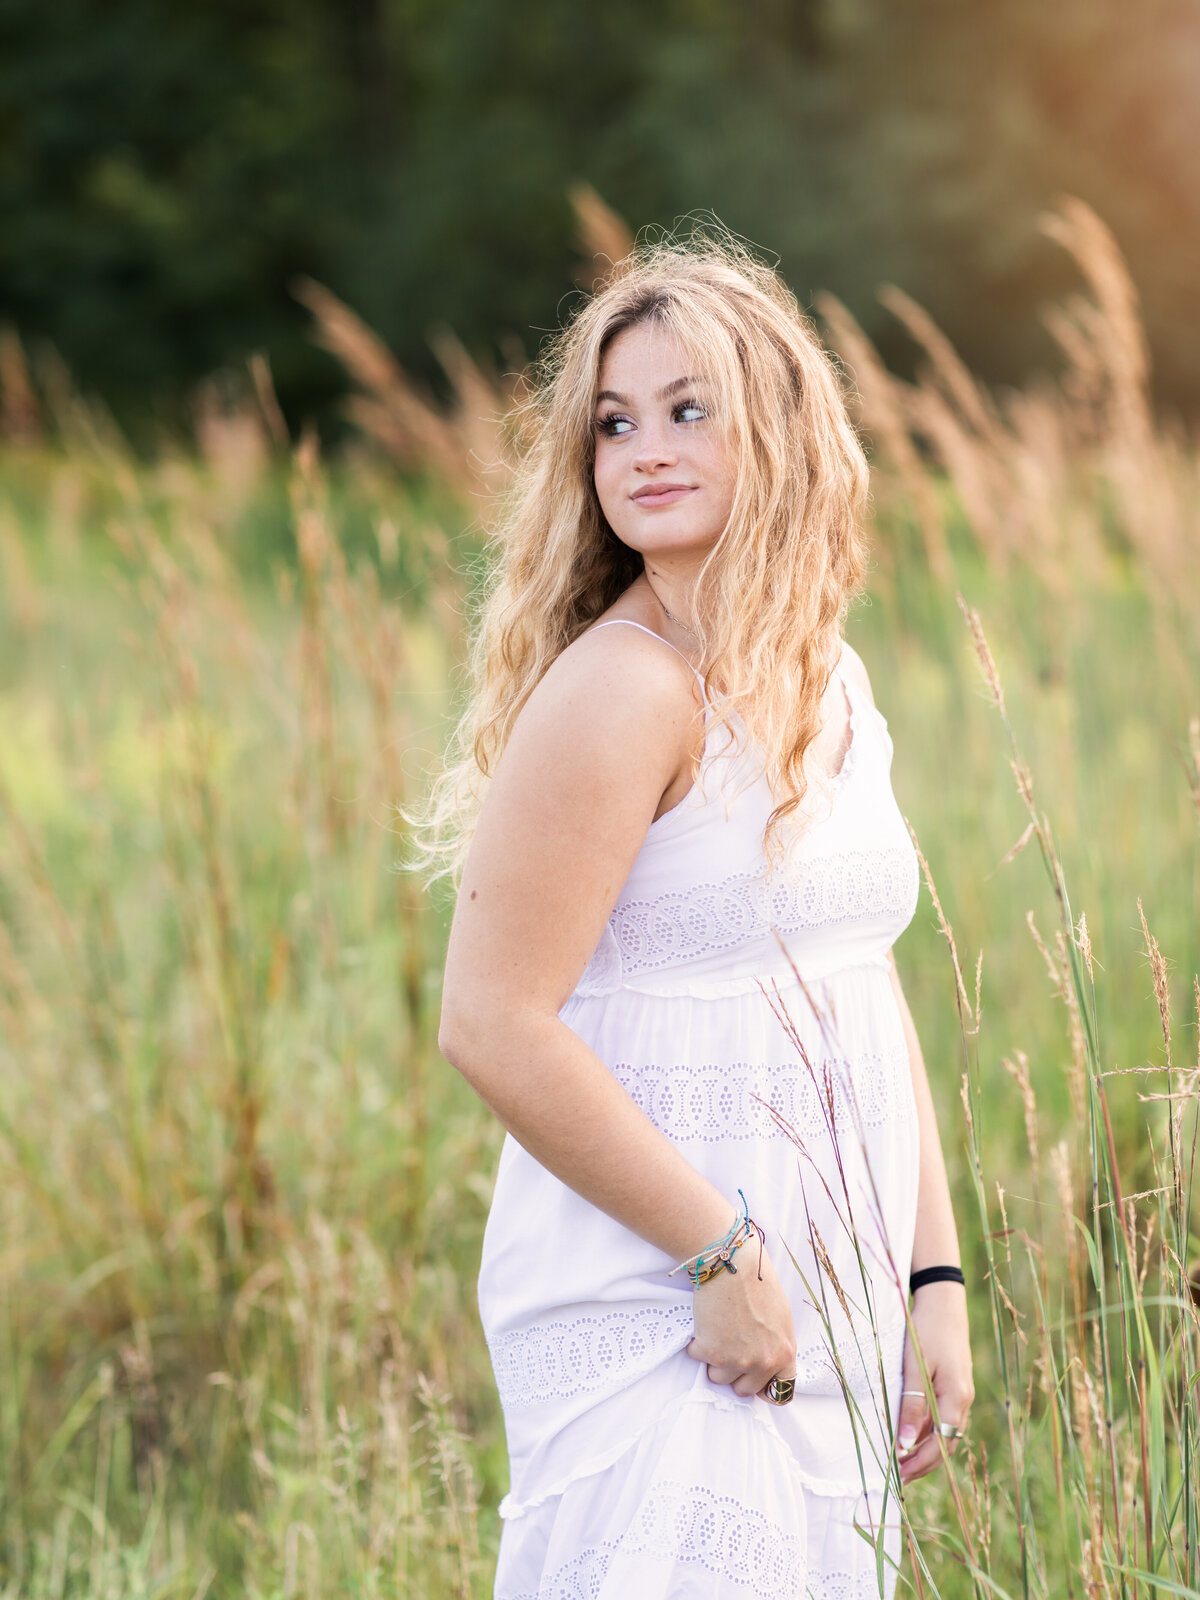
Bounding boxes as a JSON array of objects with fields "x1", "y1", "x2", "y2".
[{"x1": 592, "y1": 321, "x2": 735, "y2": 566}]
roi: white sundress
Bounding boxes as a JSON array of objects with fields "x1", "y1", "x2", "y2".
[{"x1": 478, "y1": 619, "x2": 922, "y2": 1599}]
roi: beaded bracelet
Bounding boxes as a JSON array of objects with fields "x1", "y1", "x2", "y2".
[{"x1": 669, "y1": 1191, "x2": 765, "y2": 1288}]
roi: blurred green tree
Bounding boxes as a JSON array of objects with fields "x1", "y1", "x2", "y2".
[{"x1": 0, "y1": 0, "x2": 1197, "y2": 423}]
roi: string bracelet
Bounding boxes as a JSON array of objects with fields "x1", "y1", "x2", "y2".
[
  {"x1": 909, "y1": 1264, "x2": 966, "y2": 1294},
  {"x1": 669, "y1": 1190, "x2": 766, "y2": 1288},
  {"x1": 669, "y1": 1194, "x2": 750, "y2": 1288}
]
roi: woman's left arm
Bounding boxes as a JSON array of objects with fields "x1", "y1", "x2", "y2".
[{"x1": 888, "y1": 954, "x2": 974, "y2": 1483}]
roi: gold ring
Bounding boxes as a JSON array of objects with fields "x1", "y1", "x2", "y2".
[{"x1": 764, "y1": 1376, "x2": 795, "y2": 1406}]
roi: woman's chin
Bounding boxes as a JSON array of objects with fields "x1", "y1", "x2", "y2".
[{"x1": 615, "y1": 526, "x2": 722, "y2": 564}]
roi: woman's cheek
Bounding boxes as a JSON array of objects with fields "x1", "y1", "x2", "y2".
[{"x1": 593, "y1": 463, "x2": 623, "y2": 531}]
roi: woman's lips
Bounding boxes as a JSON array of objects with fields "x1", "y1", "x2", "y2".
[{"x1": 631, "y1": 485, "x2": 696, "y2": 507}]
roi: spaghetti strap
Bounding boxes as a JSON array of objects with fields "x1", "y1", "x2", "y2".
[{"x1": 586, "y1": 618, "x2": 708, "y2": 701}]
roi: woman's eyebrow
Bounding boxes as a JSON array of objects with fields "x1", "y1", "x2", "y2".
[
  {"x1": 656, "y1": 376, "x2": 700, "y2": 399},
  {"x1": 594, "y1": 376, "x2": 701, "y2": 408}
]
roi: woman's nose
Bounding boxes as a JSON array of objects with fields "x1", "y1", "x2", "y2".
[{"x1": 632, "y1": 420, "x2": 678, "y2": 471}]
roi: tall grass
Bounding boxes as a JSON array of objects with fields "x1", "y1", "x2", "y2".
[
  {"x1": 766, "y1": 581, "x2": 1199, "y2": 1596},
  {"x1": 935, "y1": 597, "x2": 1200, "y2": 1598},
  {"x1": 0, "y1": 199, "x2": 1196, "y2": 1596},
  {"x1": 0, "y1": 428, "x2": 502, "y2": 1597}
]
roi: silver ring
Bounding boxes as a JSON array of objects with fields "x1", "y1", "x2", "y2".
[
  {"x1": 764, "y1": 1376, "x2": 796, "y2": 1406},
  {"x1": 900, "y1": 1390, "x2": 925, "y2": 1399},
  {"x1": 934, "y1": 1421, "x2": 964, "y2": 1440}
]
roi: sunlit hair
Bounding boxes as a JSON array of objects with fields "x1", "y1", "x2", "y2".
[{"x1": 409, "y1": 228, "x2": 869, "y2": 886}]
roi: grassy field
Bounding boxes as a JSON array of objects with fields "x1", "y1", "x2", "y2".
[{"x1": 1, "y1": 205, "x2": 1199, "y2": 1598}]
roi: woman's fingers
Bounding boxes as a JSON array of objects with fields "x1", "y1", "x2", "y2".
[
  {"x1": 896, "y1": 1385, "x2": 928, "y2": 1456},
  {"x1": 898, "y1": 1384, "x2": 971, "y2": 1483},
  {"x1": 899, "y1": 1434, "x2": 945, "y2": 1482},
  {"x1": 707, "y1": 1362, "x2": 784, "y2": 1394},
  {"x1": 685, "y1": 1339, "x2": 795, "y2": 1398},
  {"x1": 899, "y1": 1417, "x2": 966, "y2": 1483},
  {"x1": 704, "y1": 1362, "x2": 742, "y2": 1387},
  {"x1": 726, "y1": 1364, "x2": 795, "y2": 1397},
  {"x1": 898, "y1": 1334, "x2": 931, "y2": 1456},
  {"x1": 900, "y1": 1293, "x2": 974, "y2": 1482},
  {"x1": 686, "y1": 1340, "x2": 744, "y2": 1389}
]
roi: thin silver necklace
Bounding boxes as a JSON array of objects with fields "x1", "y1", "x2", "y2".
[{"x1": 647, "y1": 579, "x2": 699, "y2": 639}]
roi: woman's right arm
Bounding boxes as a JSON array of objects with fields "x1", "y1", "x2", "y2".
[{"x1": 437, "y1": 627, "x2": 796, "y2": 1398}]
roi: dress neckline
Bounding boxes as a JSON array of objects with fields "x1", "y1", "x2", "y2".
[
  {"x1": 705, "y1": 657, "x2": 863, "y2": 795},
  {"x1": 585, "y1": 618, "x2": 864, "y2": 819}
]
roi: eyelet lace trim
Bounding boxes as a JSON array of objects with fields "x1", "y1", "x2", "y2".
[
  {"x1": 491, "y1": 1303, "x2": 694, "y2": 1408},
  {"x1": 795, "y1": 1285, "x2": 908, "y2": 1402},
  {"x1": 611, "y1": 1040, "x2": 916, "y2": 1147},
  {"x1": 810, "y1": 1572, "x2": 898, "y2": 1600},
  {"x1": 600, "y1": 847, "x2": 919, "y2": 979},
  {"x1": 492, "y1": 1272, "x2": 907, "y2": 1412},
  {"x1": 503, "y1": 1481, "x2": 807, "y2": 1598}
]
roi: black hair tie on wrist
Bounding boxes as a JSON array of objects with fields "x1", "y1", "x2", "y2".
[{"x1": 909, "y1": 1265, "x2": 966, "y2": 1294}]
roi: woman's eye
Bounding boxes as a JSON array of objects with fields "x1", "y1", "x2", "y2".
[
  {"x1": 675, "y1": 401, "x2": 706, "y2": 423},
  {"x1": 597, "y1": 414, "x2": 634, "y2": 437}
]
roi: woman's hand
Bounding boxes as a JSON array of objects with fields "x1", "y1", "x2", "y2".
[
  {"x1": 897, "y1": 1283, "x2": 973, "y2": 1483},
  {"x1": 686, "y1": 1242, "x2": 797, "y2": 1400}
]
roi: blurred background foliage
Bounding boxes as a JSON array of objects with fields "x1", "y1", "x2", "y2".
[{"x1": 3, "y1": 0, "x2": 1200, "y2": 429}]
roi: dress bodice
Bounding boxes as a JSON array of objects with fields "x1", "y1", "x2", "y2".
[{"x1": 574, "y1": 623, "x2": 919, "y2": 1000}]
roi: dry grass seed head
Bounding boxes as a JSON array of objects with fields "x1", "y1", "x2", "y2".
[
  {"x1": 956, "y1": 594, "x2": 1007, "y2": 720},
  {"x1": 809, "y1": 1222, "x2": 853, "y2": 1322},
  {"x1": 1187, "y1": 717, "x2": 1200, "y2": 825},
  {"x1": 1003, "y1": 1052, "x2": 1039, "y2": 1171},
  {"x1": 1136, "y1": 898, "x2": 1172, "y2": 1071},
  {"x1": 908, "y1": 820, "x2": 974, "y2": 1028},
  {"x1": 815, "y1": 290, "x2": 949, "y2": 580},
  {"x1": 569, "y1": 182, "x2": 636, "y2": 289}
]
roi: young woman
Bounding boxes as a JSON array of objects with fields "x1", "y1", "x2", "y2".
[{"x1": 428, "y1": 236, "x2": 973, "y2": 1598}]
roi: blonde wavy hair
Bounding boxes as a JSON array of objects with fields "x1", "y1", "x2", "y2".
[{"x1": 410, "y1": 229, "x2": 870, "y2": 887}]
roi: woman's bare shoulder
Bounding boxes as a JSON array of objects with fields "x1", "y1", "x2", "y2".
[
  {"x1": 444, "y1": 619, "x2": 702, "y2": 1023},
  {"x1": 487, "y1": 621, "x2": 701, "y2": 814},
  {"x1": 532, "y1": 618, "x2": 702, "y2": 726}
]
